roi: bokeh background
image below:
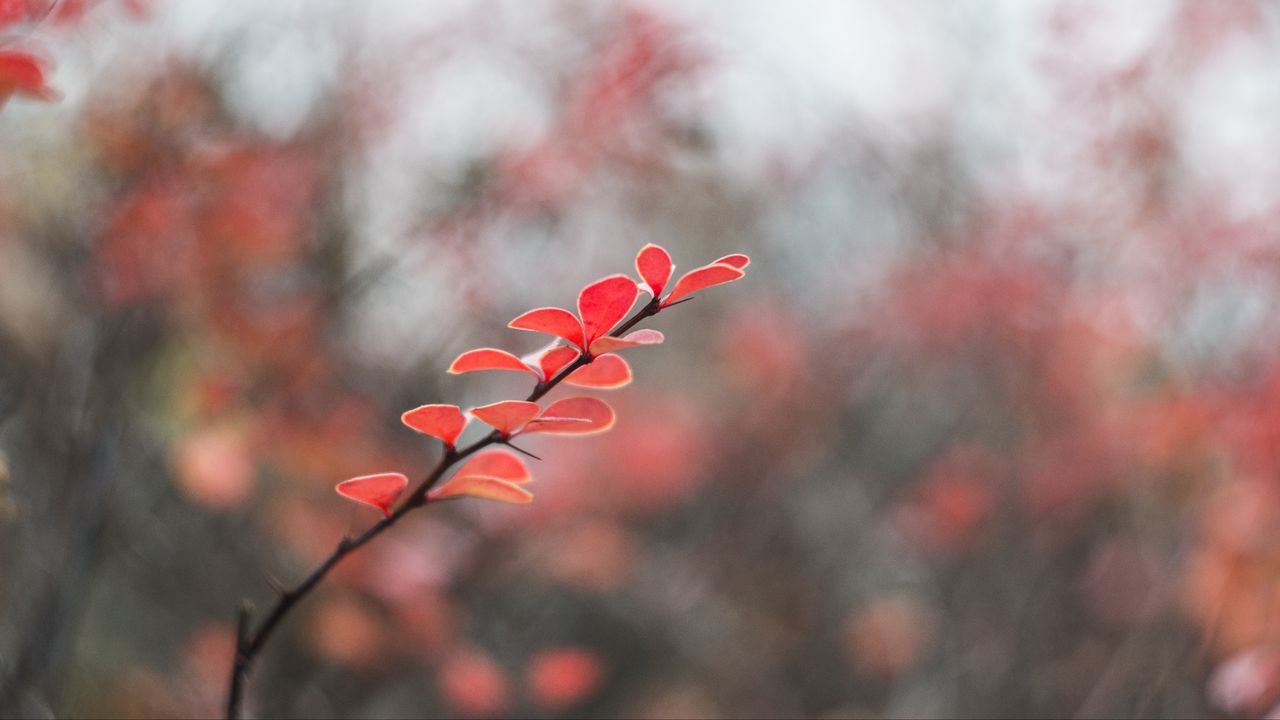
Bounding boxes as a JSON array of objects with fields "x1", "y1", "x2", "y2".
[{"x1": 3, "y1": 0, "x2": 1280, "y2": 717}]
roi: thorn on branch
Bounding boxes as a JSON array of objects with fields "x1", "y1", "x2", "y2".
[
  {"x1": 265, "y1": 573, "x2": 287, "y2": 594},
  {"x1": 502, "y1": 440, "x2": 542, "y2": 461}
]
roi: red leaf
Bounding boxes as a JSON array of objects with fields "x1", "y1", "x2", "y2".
[
  {"x1": 537, "y1": 345, "x2": 581, "y2": 381},
  {"x1": 509, "y1": 307, "x2": 585, "y2": 349},
  {"x1": 662, "y1": 263, "x2": 745, "y2": 306},
  {"x1": 402, "y1": 404, "x2": 468, "y2": 447},
  {"x1": 588, "y1": 329, "x2": 664, "y2": 355},
  {"x1": 577, "y1": 275, "x2": 638, "y2": 345},
  {"x1": 471, "y1": 400, "x2": 541, "y2": 435},
  {"x1": 713, "y1": 253, "x2": 751, "y2": 270},
  {"x1": 448, "y1": 347, "x2": 537, "y2": 376},
  {"x1": 335, "y1": 472, "x2": 408, "y2": 517},
  {"x1": 635, "y1": 243, "x2": 674, "y2": 296},
  {"x1": 430, "y1": 475, "x2": 533, "y2": 504},
  {"x1": 0, "y1": 51, "x2": 57, "y2": 105},
  {"x1": 565, "y1": 354, "x2": 632, "y2": 388},
  {"x1": 523, "y1": 397, "x2": 616, "y2": 435},
  {"x1": 454, "y1": 449, "x2": 532, "y2": 484}
]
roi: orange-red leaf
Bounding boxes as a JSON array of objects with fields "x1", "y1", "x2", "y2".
[
  {"x1": 523, "y1": 397, "x2": 616, "y2": 435},
  {"x1": 454, "y1": 449, "x2": 532, "y2": 484},
  {"x1": 577, "y1": 275, "x2": 638, "y2": 345},
  {"x1": 471, "y1": 400, "x2": 541, "y2": 435},
  {"x1": 537, "y1": 345, "x2": 580, "y2": 381},
  {"x1": 713, "y1": 253, "x2": 751, "y2": 270},
  {"x1": 635, "y1": 243, "x2": 674, "y2": 296},
  {"x1": 509, "y1": 307, "x2": 585, "y2": 349},
  {"x1": 430, "y1": 475, "x2": 533, "y2": 504},
  {"x1": 402, "y1": 404, "x2": 468, "y2": 447},
  {"x1": 565, "y1": 354, "x2": 632, "y2": 389},
  {"x1": 335, "y1": 472, "x2": 408, "y2": 517},
  {"x1": 449, "y1": 347, "x2": 536, "y2": 376},
  {"x1": 662, "y1": 264, "x2": 746, "y2": 306},
  {"x1": 0, "y1": 52, "x2": 58, "y2": 105},
  {"x1": 588, "y1": 329, "x2": 664, "y2": 355}
]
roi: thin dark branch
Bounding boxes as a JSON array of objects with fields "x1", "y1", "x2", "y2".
[
  {"x1": 225, "y1": 297, "x2": 662, "y2": 718},
  {"x1": 226, "y1": 603, "x2": 252, "y2": 719}
]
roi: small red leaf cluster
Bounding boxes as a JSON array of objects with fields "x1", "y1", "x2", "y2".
[
  {"x1": 636, "y1": 243, "x2": 750, "y2": 306},
  {"x1": 333, "y1": 243, "x2": 748, "y2": 514}
]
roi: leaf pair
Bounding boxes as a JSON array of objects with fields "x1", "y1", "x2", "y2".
[
  {"x1": 429, "y1": 449, "x2": 533, "y2": 505},
  {"x1": 470, "y1": 397, "x2": 614, "y2": 437},
  {"x1": 635, "y1": 243, "x2": 750, "y2": 307},
  {"x1": 509, "y1": 275, "x2": 640, "y2": 355},
  {"x1": 335, "y1": 448, "x2": 534, "y2": 515},
  {"x1": 449, "y1": 331, "x2": 663, "y2": 389}
]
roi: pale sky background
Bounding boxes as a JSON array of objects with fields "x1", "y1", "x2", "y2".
[{"x1": 4, "y1": 0, "x2": 1279, "y2": 371}]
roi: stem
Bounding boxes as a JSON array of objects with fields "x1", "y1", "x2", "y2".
[
  {"x1": 224, "y1": 297, "x2": 661, "y2": 718},
  {"x1": 225, "y1": 604, "x2": 251, "y2": 718}
]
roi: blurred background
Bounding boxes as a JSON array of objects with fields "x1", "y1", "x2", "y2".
[{"x1": 2, "y1": 0, "x2": 1280, "y2": 717}]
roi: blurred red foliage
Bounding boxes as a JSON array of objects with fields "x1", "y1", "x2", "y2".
[
  {"x1": 845, "y1": 596, "x2": 936, "y2": 679},
  {"x1": 437, "y1": 647, "x2": 510, "y2": 717},
  {"x1": 526, "y1": 646, "x2": 606, "y2": 710},
  {"x1": 11, "y1": 1, "x2": 1280, "y2": 718}
]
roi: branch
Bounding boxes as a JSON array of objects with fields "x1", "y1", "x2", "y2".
[{"x1": 224, "y1": 298, "x2": 661, "y2": 718}]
